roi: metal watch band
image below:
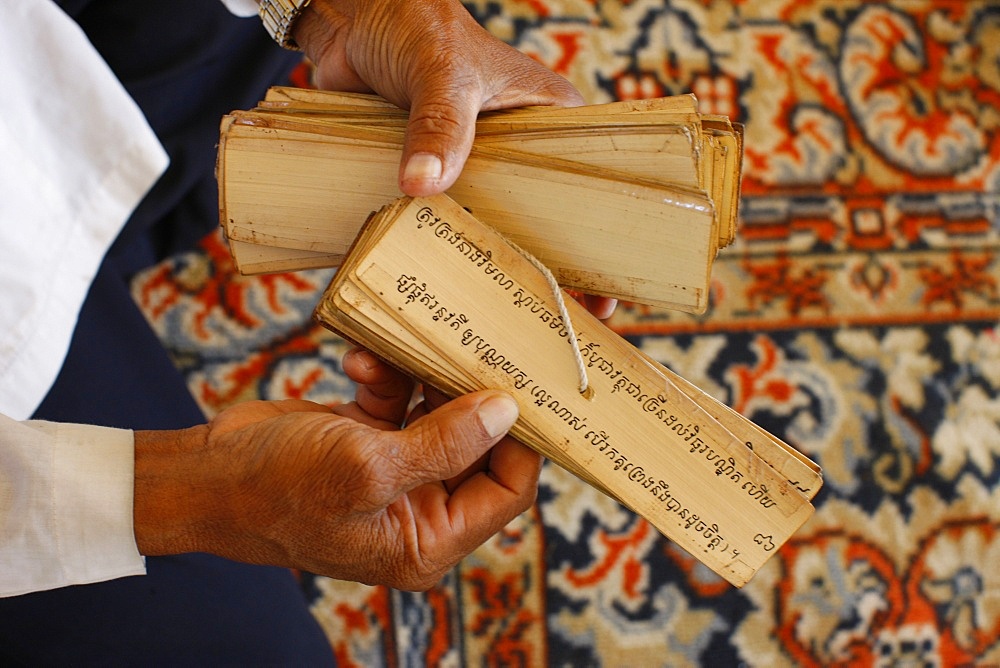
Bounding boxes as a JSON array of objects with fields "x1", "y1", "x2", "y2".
[{"x1": 259, "y1": 0, "x2": 313, "y2": 50}]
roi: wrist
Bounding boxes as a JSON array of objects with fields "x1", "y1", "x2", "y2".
[
  {"x1": 132, "y1": 425, "x2": 218, "y2": 557},
  {"x1": 290, "y1": 0, "x2": 351, "y2": 60}
]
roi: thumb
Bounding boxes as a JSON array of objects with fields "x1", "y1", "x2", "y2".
[
  {"x1": 395, "y1": 391, "x2": 520, "y2": 484},
  {"x1": 398, "y1": 87, "x2": 480, "y2": 197}
]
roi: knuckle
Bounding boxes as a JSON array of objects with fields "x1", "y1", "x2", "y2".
[
  {"x1": 358, "y1": 460, "x2": 406, "y2": 510},
  {"x1": 390, "y1": 557, "x2": 450, "y2": 592},
  {"x1": 408, "y1": 104, "x2": 464, "y2": 139},
  {"x1": 327, "y1": 431, "x2": 404, "y2": 511},
  {"x1": 412, "y1": 417, "x2": 477, "y2": 474}
]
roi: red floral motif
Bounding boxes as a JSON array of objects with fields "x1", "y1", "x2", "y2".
[
  {"x1": 740, "y1": 27, "x2": 847, "y2": 188},
  {"x1": 425, "y1": 585, "x2": 457, "y2": 667},
  {"x1": 729, "y1": 335, "x2": 799, "y2": 417},
  {"x1": 325, "y1": 586, "x2": 395, "y2": 668},
  {"x1": 464, "y1": 567, "x2": 539, "y2": 667},
  {"x1": 560, "y1": 519, "x2": 651, "y2": 601},
  {"x1": 743, "y1": 253, "x2": 831, "y2": 317},
  {"x1": 136, "y1": 232, "x2": 325, "y2": 336},
  {"x1": 910, "y1": 520, "x2": 1000, "y2": 660},
  {"x1": 918, "y1": 250, "x2": 998, "y2": 311},
  {"x1": 776, "y1": 519, "x2": 1000, "y2": 667},
  {"x1": 192, "y1": 330, "x2": 325, "y2": 413},
  {"x1": 841, "y1": 6, "x2": 986, "y2": 178},
  {"x1": 775, "y1": 530, "x2": 901, "y2": 667},
  {"x1": 207, "y1": 239, "x2": 322, "y2": 331},
  {"x1": 281, "y1": 365, "x2": 325, "y2": 400}
]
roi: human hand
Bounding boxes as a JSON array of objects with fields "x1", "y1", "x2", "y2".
[
  {"x1": 133, "y1": 348, "x2": 542, "y2": 590},
  {"x1": 292, "y1": 0, "x2": 585, "y2": 196}
]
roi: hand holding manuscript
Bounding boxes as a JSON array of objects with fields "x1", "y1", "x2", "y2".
[
  {"x1": 314, "y1": 194, "x2": 822, "y2": 587},
  {"x1": 218, "y1": 87, "x2": 743, "y2": 313}
]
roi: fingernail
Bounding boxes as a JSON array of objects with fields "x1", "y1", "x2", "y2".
[
  {"x1": 478, "y1": 394, "x2": 519, "y2": 439},
  {"x1": 403, "y1": 153, "x2": 443, "y2": 183},
  {"x1": 349, "y1": 348, "x2": 379, "y2": 371}
]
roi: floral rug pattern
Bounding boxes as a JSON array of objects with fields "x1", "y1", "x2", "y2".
[{"x1": 134, "y1": 1, "x2": 1000, "y2": 664}]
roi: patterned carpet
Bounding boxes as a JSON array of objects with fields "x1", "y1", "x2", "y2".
[{"x1": 132, "y1": 1, "x2": 1000, "y2": 665}]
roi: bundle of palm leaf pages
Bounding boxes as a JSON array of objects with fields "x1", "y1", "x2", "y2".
[{"x1": 218, "y1": 85, "x2": 743, "y2": 313}]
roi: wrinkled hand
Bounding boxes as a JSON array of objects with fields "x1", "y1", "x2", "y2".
[
  {"x1": 293, "y1": 0, "x2": 584, "y2": 196},
  {"x1": 293, "y1": 0, "x2": 617, "y2": 320},
  {"x1": 133, "y1": 348, "x2": 542, "y2": 590}
]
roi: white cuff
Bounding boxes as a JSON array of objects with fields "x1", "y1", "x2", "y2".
[
  {"x1": 0, "y1": 418, "x2": 144, "y2": 597},
  {"x1": 220, "y1": 0, "x2": 261, "y2": 17}
]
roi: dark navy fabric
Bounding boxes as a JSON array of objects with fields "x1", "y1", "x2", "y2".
[{"x1": 0, "y1": 1, "x2": 334, "y2": 664}]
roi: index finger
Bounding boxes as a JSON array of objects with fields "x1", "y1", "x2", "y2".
[
  {"x1": 407, "y1": 436, "x2": 543, "y2": 560},
  {"x1": 342, "y1": 347, "x2": 415, "y2": 426}
]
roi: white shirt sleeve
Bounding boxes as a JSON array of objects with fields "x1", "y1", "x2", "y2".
[
  {"x1": 0, "y1": 0, "x2": 264, "y2": 597},
  {"x1": 0, "y1": 1, "x2": 169, "y2": 421},
  {"x1": 0, "y1": 414, "x2": 144, "y2": 597},
  {"x1": 0, "y1": 2, "x2": 167, "y2": 595},
  {"x1": 220, "y1": 0, "x2": 260, "y2": 18}
]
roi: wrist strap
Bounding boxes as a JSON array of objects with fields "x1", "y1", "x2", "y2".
[{"x1": 259, "y1": 0, "x2": 312, "y2": 50}]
